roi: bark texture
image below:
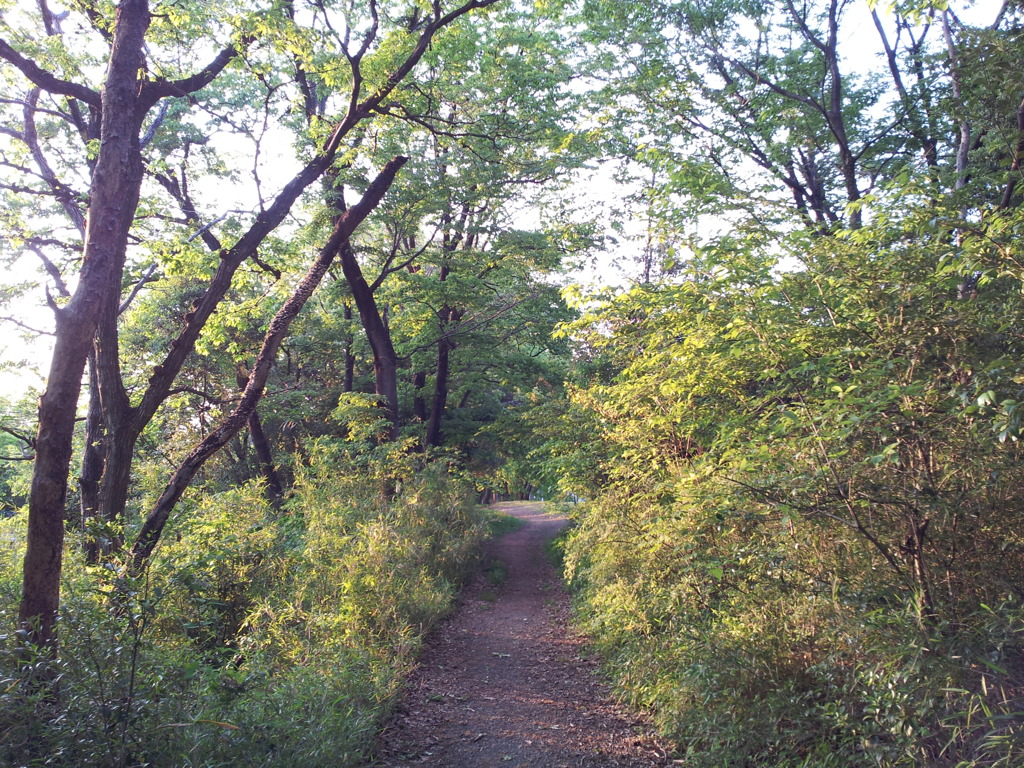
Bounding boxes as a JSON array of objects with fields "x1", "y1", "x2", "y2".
[{"x1": 19, "y1": 0, "x2": 150, "y2": 651}]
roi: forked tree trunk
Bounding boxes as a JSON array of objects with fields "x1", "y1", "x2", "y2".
[
  {"x1": 20, "y1": 0, "x2": 150, "y2": 652},
  {"x1": 15, "y1": 0, "x2": 499, "y2": 651}
]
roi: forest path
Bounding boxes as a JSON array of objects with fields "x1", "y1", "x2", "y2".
[{"x1": 368, "y1": 501, "x2": 670, "y2": 767}]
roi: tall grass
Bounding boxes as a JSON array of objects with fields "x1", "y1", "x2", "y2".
[{"x1": 1, "y1": 449, "x2": 484, "y2": 767}]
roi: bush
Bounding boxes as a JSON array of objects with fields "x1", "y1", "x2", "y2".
[
  {"x1": 564, "y1": 494, "x2": 1024, "y2": 768},
  {"x1": 555, "y1": 228, "x2": 1024, "y2": 767},
  {"x1": 0, "y1": 451, "x2": 485, "y2": 767}
]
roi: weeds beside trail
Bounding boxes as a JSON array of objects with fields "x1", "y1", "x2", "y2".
[
  {"x1": 1, "y1": 453, "x2": 483, "y2": 768},
  {"x1": 370, "y1": 501, "x2": 668, "y2": 768}
]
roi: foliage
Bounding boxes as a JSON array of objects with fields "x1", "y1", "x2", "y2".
[
  {"x1": 555, "y1": 202, "x2": 1024, "y2": 766},
  {"x1": 4, "y1": 0, "x2": 1023, "y2": 765},
  {"x1": 0, "y1": 451, "x2": 484, "y2": 767},
  {"x1": 533, "y1": 1, "x2": 1024, "y2": 765}
]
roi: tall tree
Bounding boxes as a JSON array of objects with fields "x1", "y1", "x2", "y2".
[
  {"x1": 0, "y1": 0, "x2": 500, "y2": 650},
  {"x1": 328, "y1": 3, "x2": 587, "y2": 444},
  {"x1": 131, "y1": 155, "x2": 409, "y2": 569},
  {"x1": 2, "y1": 0, "x2": 239, "y2": 651},
  {"x1": 576, "y1": 0, "x2": 946, "y2": 235}
]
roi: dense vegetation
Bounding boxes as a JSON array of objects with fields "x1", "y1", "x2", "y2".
[
  {"x1": 3, "y1": 451, "x2": 491, "y2": 766},
  {"x1": 547, "y1": 1, "x2": 1024, "y2": 765},
  {"x1": 1, "y1": 0, "x2": 1023, "y2": 765}
]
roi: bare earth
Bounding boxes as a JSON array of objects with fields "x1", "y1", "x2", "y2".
[{"x1": 368, "y1": 501, "x2": 671, "y2": 768}]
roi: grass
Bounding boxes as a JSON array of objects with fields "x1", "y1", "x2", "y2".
[
  {"x1": 480, "y1": 556, "x2": 508, "y2": 603},
  {"x1": 478, "y1": 507, "x2": 525, "y2": 537},
  {"x1": 484, "y1": 557, "x2": 508, "y2": 587}
]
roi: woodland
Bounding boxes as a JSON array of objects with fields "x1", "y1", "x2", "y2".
[{"x1": 0, "y1": 0, "x2": 1023, "y2": 765}]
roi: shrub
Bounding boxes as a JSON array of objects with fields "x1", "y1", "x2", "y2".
[{"x1": 1, "y1": 451, "x2": 485, "y2": 767}]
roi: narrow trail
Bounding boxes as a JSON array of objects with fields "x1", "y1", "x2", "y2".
[{"x1": 369, "y1": 501, "x2": 670, "y2": 767}]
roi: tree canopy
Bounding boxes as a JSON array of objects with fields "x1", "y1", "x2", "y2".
[{"x1": 1, "y1": 0, "x2": 1024, "y2": 765}]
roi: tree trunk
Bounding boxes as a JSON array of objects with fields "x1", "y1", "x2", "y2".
[
  {"x1": 94, "y1": 292, "x2": 133, "y2": 542},
  {"x1": 338, "y1": 241, "x2": 402, "y2": 441},
  {"x1": 425, "y1": 336, "x2": 450, "y2": 447},
  {"x1": 413, "y1": 370, "x2": 427, "y2": 422},
  {"x1": 426, "y1": 307, "x2": 461, "y2": 448},
  {"x1": 237, "y1": 367, "x2": 283, "y2": 505},
  {"x1": 343, "y1": 303, "x2": 356, "y2": 393},
  {"x1": 79, "y1": 353, "x2": 105, "y2": 562},
  {"x1": 19, "y1": 0, "x2": 150, "y2": 652},
  {"x1": 130, "y1": 157, "x2": 407, "y2": 570},
  {"x1": 248, "y1": 411, "x2": 284, "y2": 505}
]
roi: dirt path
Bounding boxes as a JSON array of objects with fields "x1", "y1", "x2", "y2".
[{"x1": 368, "y1": 501, "x2": 670, "y2": 767}]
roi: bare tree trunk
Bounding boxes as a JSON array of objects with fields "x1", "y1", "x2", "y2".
[
  {"x1": 79, "y1": 353, "x2": 105, "y2": 562},
  {"x1": 19, "y1": 0, "x2": 151, "y2": 652},
  {"x1": 338, "y1": 242, "x2": 402, "y2": 441},
  {"x1": 237, "y1": 368, "x2": 284, "y2": 505}
]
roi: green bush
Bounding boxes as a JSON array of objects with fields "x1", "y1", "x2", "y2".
[
  {"x1": 1, "y1": 451, "x2": 485, "y2": 767},
  {"x1": 564, "y1": 495, "x2": 1024, "y2": 768},
  {"x1": 555, "y1": 224, "x2": 1024, "y2": 767}
]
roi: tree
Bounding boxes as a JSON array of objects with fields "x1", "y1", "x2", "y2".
[
  {"x1": 131, "y1": 154, "x2": 408, "y2": 569},
  {"x1": 547, "y1": 0, "x2": 1024, "y2": 762},
  {"x1": 0, "y1": 0, "x2": 500, "y2": 652},
  {"x1": 2, "y1": 0, "x2": 239, "y2": 652},
  {"x1": 325, "y1": 2, "x2": 588, "y2": 445},
  {"x1": 575, "y1": 0, "x2": 956, "y2": 236}
]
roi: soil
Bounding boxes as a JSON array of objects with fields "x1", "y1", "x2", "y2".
[{"x1": 367, "y1": 501, "x2": 672, "y2": 768}]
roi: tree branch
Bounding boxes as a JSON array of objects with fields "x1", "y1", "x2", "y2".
[
  {"x1": 118, "y1": 262, "x2": 159, "y2": 314},
  {"x1": 0, "y1": 39, "x2": 101, "y2": 107},
  {"x1": 131, "y1": 155, "x2": 408, "y2": 570},
  {"x1": 27, "y1": 243, "x2": 70, "y2": 298},
  {"x1": 138, "y1": 45, "x2": 242, "y2": 111},
  {"x1": 0, "y1": 425, "x2": 36, "y2": 448}
]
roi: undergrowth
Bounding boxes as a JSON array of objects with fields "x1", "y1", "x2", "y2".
[
  {"x1": 0, "y1": 446, "x2": 484, "y2": 767},
  {"x1": 553, "y1": 227, "x2": 1024, "y2": 767},
  {"x1": 561, "y1": 498, "x2": 1024, "y2": 768}
]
